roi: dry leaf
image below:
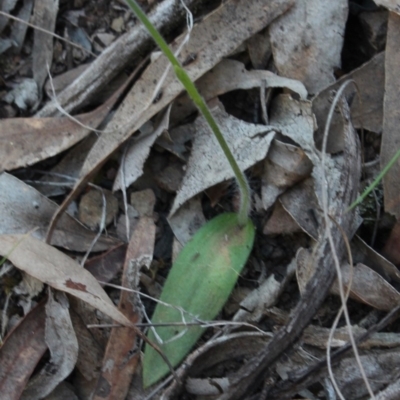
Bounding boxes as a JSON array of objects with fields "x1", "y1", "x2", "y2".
[
  {"x1": 170, "y1": 104, "x2": 276, "y2": 216},
  {"x1": 297, "y1": 248, "x2": 400, "y2": 311},
  {"x1": 21, "y1": 291, "x2": 78, "y2": 399},
  {"x1": 381, "y1": 12, "x2": 400, "y2": 218},
  {"x1": 0, "y1": 234, "x2": 132, "y2": 327},
  {"x1": 112, "y1": 105, "x2": 172, "y2": 191},
  {"x1": 92, "y1": 214, "x2": 156, "y2": 400},
  {"x1": 35, "y1": 134, "x2": 97, "y2": 197},
  {"x1": 352, "y1": 235, "x2": 400, "y2": 282},
  {"x1": 0, "y1": 173, "x2": 119, "y2": 252},
  {"x1": 263, "y1": 200, "x2": 303, "y2": 235},
  {"x1": 313, "y1": 52, "x2": 385, "y2": 153},
  {"x1": 69, "y1": 308, "x2": 103, "y2": 382},
  {"x1": 269, "y1": 0, "x2": 348, "y2": 94},
  {"x1": 262, "y1": 139, "x2": 313, "y2": 210},
  {"x1": 168, "y1": 196, "x2": 206, "y2": 246},
  {"x1": 171, "y1": 58, "x2": 307, "y2": 125},
  {"x1": 0, "y1": 67, "x2": 136, "y2": 172},
  {"x1": 0, "y1": 302, "x2": 47, "y2": 400}
]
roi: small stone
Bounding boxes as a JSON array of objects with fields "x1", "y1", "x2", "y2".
[
  {"x1": 130, "y1": 189, "x2": 155, "y2": 217},
  {"x1": 78, "y1": 189, "x2": 119, "y2": 230},
  {"x1": 111, "y1": 17, "x2": 124, "y2": 33}
]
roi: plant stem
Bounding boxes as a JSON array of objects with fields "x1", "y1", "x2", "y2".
[
  {"x1": 125, "y1": 0, "x2": 251, "y2": 226},
  {"x1": 347, "y1": 147, "x2": 400, "y2": 211}
]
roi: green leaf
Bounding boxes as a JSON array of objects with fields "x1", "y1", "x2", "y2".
[{"x1": 143, "y1": 213, "x2": 255, "y2": 387}]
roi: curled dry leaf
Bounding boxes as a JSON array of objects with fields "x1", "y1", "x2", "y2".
[
  {"x1": 312, "y1": 52, "x2": 385, "y2": 153},
  {"x1": 0, "y1": 234, "x2": 132, "y2": 327},
  {"x1": 352, "y1": 235, "x2": 400, "y2": 283},
  {"x1": 0, "y1": 173, "x2": 119, "y2": 252},
  {"x1": 333, "y1": 350, "x2": 400, "y2": 398},
  {"x1": 171, "y1": 58, "x2": 307, "y2": 125},
  {"x1": 112, "y1": 105, "x2": 172, "y2": 191},
  {"x1": 162, "y1": 332, "x2": 271, "y2": 400},
  {"x1": 297, "y1": 248, "x2": 400, "y2": 311},
  {"x1": 262, "y1": 139, "x2": 313, "y2": 210},
  {"x1": 232, "y1": 259, "x2": 296, "y2": 324},
  {"x1": 170, "y1": 105, "x2": 276, "y2": 216},
  {"x1": 269, "y1": 0, "x2": 348, "y2": 94}
]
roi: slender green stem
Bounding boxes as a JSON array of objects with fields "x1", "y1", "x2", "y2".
[
  {"x1": 347, "y1": 147, "x2": 400, "y2": 211},
  {"x1": 125, "y1": 0, "x2": 250, "y2": 225}
]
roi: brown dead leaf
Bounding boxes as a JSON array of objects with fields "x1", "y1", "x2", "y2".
[
  {"x1": 21, "y1": 291, "x2": 78, "y2": 399},
  {"x1": 92, "y1": 214, "x2": 156, "y2": 399},
  {"x1": 0, "y1": 63, "x2": 139, "y2": 172},
  {"x1": 0, "y1": 173, "x2": 119, "y2": 252},
  {"x1": 269, "y1": 0, "x2": 348, "y2": 94},
  {"x1": 263, "y1": 200, "x2": 302, "y2": 235},
  {"x1": 0, "y1": 302, "x2": 47, "y2": 400},
  {"x1": 84, "y1": 243, "x2": 126, "y2": 284},
  {"x1": 0, "y1": 109, "x2": 105, "y2": 172},
  {"x1": 381, "y1": 12, "x2": 400, "y2": 218},
  {"x1": 0, "y1": 234, "x2": 132, "y2": 327}
]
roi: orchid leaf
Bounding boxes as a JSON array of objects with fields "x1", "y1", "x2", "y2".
[{"x1": 143, "y1": 213, "x2": 255, "y2": 387}]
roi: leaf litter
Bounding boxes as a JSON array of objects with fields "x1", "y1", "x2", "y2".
[{"x1": 0, "y1": 0, "x2": 399, "y2": 398}]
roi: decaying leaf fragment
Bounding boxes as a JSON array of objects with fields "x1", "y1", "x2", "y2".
[
  {"x1": 0, "y1": 173, "x2": 119, "y2": 252},
  {"x1": 0, "y1": 234, "x2": 132, "y2": 327}
]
